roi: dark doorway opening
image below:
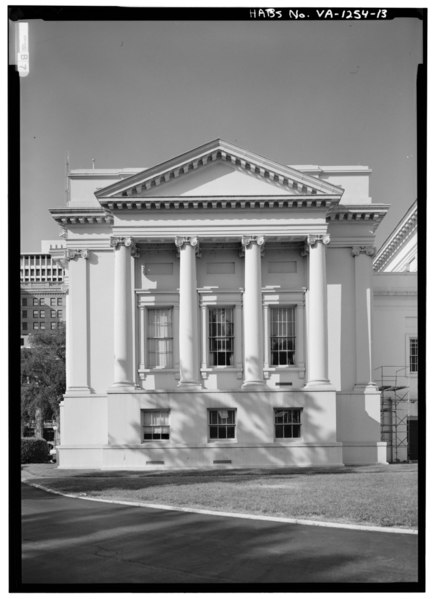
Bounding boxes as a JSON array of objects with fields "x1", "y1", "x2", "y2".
[{"x1": 408, "y1": 418, "x2": 418, "y2": 461}]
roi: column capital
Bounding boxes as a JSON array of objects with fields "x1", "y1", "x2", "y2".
[
  {"x1": 352, "y1": 245, "x2": 376, "y2": 258},
  {"x1": 241, "y1": 235, "x2": 265, "y2": 249},
  {"x1": 307, "y1": 234, "x2": 330, "y2": 248},
  {"x1": 110, "y1": 237, "x2": 140, "y2": 257},
  {"x1": 175, "y1": 236, "x2": 200, "y2": 256},
  {"x1": 65, "y1": 249, "x2": 88, "y2": 262},
  {"x1": 110, "y1": 236, "x2": 133, "y2": 250},
  {"x1": 175, "y1": 236, "x2": 199, "y2": 248}
]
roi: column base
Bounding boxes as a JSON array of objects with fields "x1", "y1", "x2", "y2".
[
  {"x1": 303, "y1": 380, "x2": 335, "y2": 391},
  {"x1": 353, "y1": 382, "x2": 379, "y2": 393},
  {"x1": 177, "y1": 381, "x2": 202, "y2": 390},
  {"x1": 108, "y1": 383, "x2": 137, "y2": 393},
  {"x1": 65, "y1": 386, "x2": 91, "y2": 396},
  {"x1": 241, "y1": 380, "x2": 267, "y2": 390}
]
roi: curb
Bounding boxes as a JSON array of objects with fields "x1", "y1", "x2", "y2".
[{"x1": 22, "y1": 479, "x2": 418, "y2": 535}]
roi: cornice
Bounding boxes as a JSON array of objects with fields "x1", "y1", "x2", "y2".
[
  {"x1": 327, "y1": 204, "x2": 389, "y2": 232},
  {"x1": 95, "y1": 139, "x2": 344, "y2": 199},
  {"x1": 50, "y1": 208, "x2": 113, "y2": 226},
  {"x1": 99, "y1": 196, "x2": 340, "y2": 212},
  {"x1": 373, "y1": 202, "x2": 417, "y2": 272}
]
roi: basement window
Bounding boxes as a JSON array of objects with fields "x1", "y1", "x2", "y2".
[
  {"x1": 208, "y1": 409, "x2": 236, "y2": 440},
  {"x1": 274, "y1": 408, "x2": 302, "y2": 439},
  {"x1": 141, "y1": 410, "x2": 170, "y2": 441}
]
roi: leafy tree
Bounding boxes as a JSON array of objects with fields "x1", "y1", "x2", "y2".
[{"x1": 21, "y1": 328, "x2": 66, "y2": 438}]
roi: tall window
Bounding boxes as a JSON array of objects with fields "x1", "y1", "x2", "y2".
[
  {"x1": 51, "y1": 310, "x2": 56, "y2": 318},
  {"x1": 33, "y1": 310, "x2": 39, "y2": 318},
  {"x1": 22, "y1": 298, "x2": 27, "y2": 306},
  {"x1": 57, "y1": 298, "x2": 62, "y2": 306},
  {"x1": 33, "y1": 298, "x2": 38, "y2": 306},
  {"x1": 40, "y1": 310, "x2": 45, "y2": 318},
  {"x1": 147, "y1": 308, "x2": 173, "y2": 368},
  {"x1": 209, "y1": 307, "x2": 234, "y2": 366},
  {"x1": 22, "y1": 310, "x2": 27, "y2": 319},
  {"x1": 274, "y1": 408, "x2": 302, "y2": 438},
  {"x1": 270, "y1": 306, "x2": 296, "y2": 366},
  {"x1": 208, "y1": 409, "x2": 236, "y2": 440},
  {"x1": 57, "y1": 310, "x2": 62, "y2": 319},
  {"x1": 141, "y1": 410, "x2": 170, "y2": 441},
  {"x1": 50, "y1": 298, "x2": 56, "y2": 306},
  {"x1": 410, "y1": 337, "x2": 418, "y2": 373}
]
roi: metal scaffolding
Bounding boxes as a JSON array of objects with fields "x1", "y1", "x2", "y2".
[{"x1": 375, "y1": 366, "x2": 417, "y2": 463}]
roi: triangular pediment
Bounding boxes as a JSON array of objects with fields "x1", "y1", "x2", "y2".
[{"x1": 95, "y1": 139, "x2": 343, "y2": 200}]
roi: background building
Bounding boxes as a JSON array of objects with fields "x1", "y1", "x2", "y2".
[
  {"x1": 49, "y1": 140, "x2": 394, "y2": 470},
  {"x1": 373, "y1": 201, "x2": 418, "y2": 462},
  {"x1": 20, "y1": 240, "x2": 66, "y2": 348}
]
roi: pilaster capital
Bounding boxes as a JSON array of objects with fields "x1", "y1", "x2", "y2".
[
  {"x1": 352, "y1": 245, "x2": 376, "y2": 258},
  {"x1": 130, "y1": 242, "x2": 140, "y2": 258},
  {"x1": 307, "y1": 234, "x2": 331, "y2": 248},
  {"x1": 65, "y1": 249, "x2": 88, "y2": 262},
  {"x1": 110, "y1": 236, "x2": 134, "y2": 250}
]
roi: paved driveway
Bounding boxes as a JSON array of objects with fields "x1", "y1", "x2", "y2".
[{"x1": 20, "y1": 484, "x2": 418, "y2": 586}]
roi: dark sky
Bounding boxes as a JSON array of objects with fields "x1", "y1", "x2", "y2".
[{"x1": 18, "y1": 16, "x2": 422, "y2": 251}]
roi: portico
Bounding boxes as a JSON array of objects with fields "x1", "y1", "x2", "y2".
[{"x1": 51, "y1": 139, "x2": 389, "y2": 469}]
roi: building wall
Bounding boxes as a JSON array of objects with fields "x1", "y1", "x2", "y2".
[
  {"x1": 373, "y1": 272, "x2": 418, "y2": 462},
  {"x1": 20, "y1": 245, "x2": 66, "y2": 345}
]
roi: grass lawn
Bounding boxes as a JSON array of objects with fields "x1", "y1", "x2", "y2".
[{"x1": 21, "y1": 463, "x2": 418, "y2": 529}]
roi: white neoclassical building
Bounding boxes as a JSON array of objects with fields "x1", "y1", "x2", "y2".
[
  {"x1": 373, "y1": 201, "x2": 418, "y2": 462},
  {"x1": 50, "y1": 139, "x2": 391, "y2": 469}
]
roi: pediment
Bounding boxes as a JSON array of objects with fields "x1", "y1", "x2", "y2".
[{"x1": 95, "y1": 139, "x2": 343, "y2": 200}]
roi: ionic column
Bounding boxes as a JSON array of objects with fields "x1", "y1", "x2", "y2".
[
  {"x1": 175, "y1": 236, "x2": 201, "y2": 388},
  {"x1": 305, "y1": 234, "x2": 331, "y2": 388},
  {"x1": 352, "y1": 246, "x2": 377, "y2": 390},
  {"x1": 241, "y1": 236, "x2": 265, "y2": 389},
  {"x1": 65, "y1": 249, "x2": 90, "y2": 394},
  {"x1": 110, "y1": 237, "x2": 135, "y2": 389}
]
